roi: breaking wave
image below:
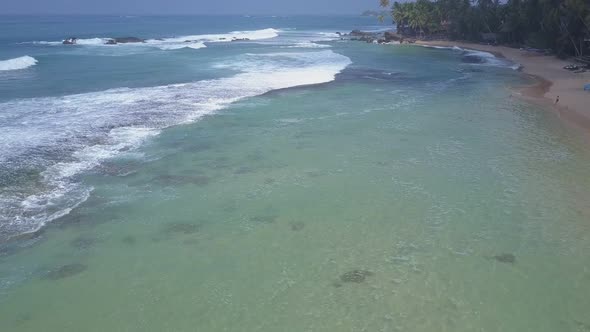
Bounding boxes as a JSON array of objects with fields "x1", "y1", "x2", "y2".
[
  {"x1": 25, "y1": 28, "x2": 280, "y2": 51},
  {"x1": 0, "y1": 49, "x2": 351, "y2": 240},
  {"x1": 0, "y1": 56, "x2": 37, "y2": 71}
]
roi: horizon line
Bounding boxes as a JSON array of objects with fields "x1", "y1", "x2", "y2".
[{"x1": 0, "y1": 12, "x2": 382, "y2": 16}]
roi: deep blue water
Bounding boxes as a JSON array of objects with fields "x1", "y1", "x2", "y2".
[{"x1": 0, "y1": 15, "x2": 387, "y2": 99}]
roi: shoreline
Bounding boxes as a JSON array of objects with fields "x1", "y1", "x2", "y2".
[{"x1": 414, "y1": 40, "x2": 590, "y2": 134}]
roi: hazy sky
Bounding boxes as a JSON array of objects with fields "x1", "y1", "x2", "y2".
[{"x1": 4, "y1": 0, "x2": 380, "y2": 15}]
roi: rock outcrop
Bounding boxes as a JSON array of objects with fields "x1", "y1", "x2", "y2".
[
  {"x1": 346, "y1": 30, "x2": 416, "y2": 44},
  {"x1": 383, "y1": 31, "x2": 403, "y2": 42},
  {"x1": 62, "y1": 37, "x2": 77, "y2": 45}
]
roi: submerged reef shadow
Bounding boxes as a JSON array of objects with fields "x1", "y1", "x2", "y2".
[
  {"x1": 13, "y1": 312, "x2": 33, "y2": 325},
  {"x1": 333, "y1": 269, "x2": 375, "y2": 287},
  {"x1": 290, "y1": 221, "x2": 305, "y2": 231},
  {"x1": 0, "y1": 228, "x2": 47, "y2": 260},
  {"x1": 250, "y1": 215, "x2": 278, "y2": 224},
  {"x1": 154, "y1": 174, "x2": 211, "y2": 187},
  {"x1": 492, "y1": 253, "x2": 516, "y2": 264},
  {"x1": 96, "y1": 159, "x2": 141, "y2": 177},
  {"x1": 43, "y1": 263, "x2": 87, "y2": 280},
  {"x1": 234, "y1": 166, "x2": 254, "y2": 175},
  {"x1": 162, "y1": 222, "x2": 202, "y2": 235},
  {"x1": 122, "y1": 235, "x2": 136, "y2": 245},
  {"x1": 70, "y1": 236, "x2": 98, "y2": 250}
]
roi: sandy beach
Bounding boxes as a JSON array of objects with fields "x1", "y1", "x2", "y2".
[{"x1": 416, "y1": 40, "x2": 590, "y2": 132}]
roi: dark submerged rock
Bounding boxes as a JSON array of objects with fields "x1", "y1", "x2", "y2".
[
  {"x1": 97, "y1": 160, "x2": 139, "y2": 177},
  {"x1": 44, "y1": 263, "x2": 87, "y2": 280},
  {"x1": 340, "y1": 270, "x2": 374, "y2": 283},
  {"x1": 105, "y1": 39, "x2": 117, "y2": 45},
  {"x1": 163, "y1": 222, "x2": 201, "y2": 235},
  {"x1": 14, "y1": 313, "x2": 33, "y2": 325},
  {"x1": 574, "y1": 320, "x2": 590, "y2": 332},
  {"x1": 122, "y1": 236, "x2": 136, "y2": 245},
  {"x1": 156, "y1": 174, "x2": 210, "y2": 187},
  {"x1": 0, "y1": 245, "x2": 19, "y2": 258},
  {"x1": 190, "y1": 175, "x2": 211, "y2": 186},
  {"x1": 70, "y1": 236, "x2": 96, "y2": 250},
  {"x1": 63, "y1": 37, "x2": 77, "y2": 45},
  {"x1": 290, "y1": 221, "x2": 305, "y2": 231},
  {"x1": 493, "y1": 253, "x2": 516, "y2": 264},
  {"x1": 246, "y1": 152, "x2": 264, "y2": 161},
  {"x1": 251, "y1": 215, "x2": 278, "y2": 224},
  {"x1": 306, "y1": 171, "x2": 322, "y2": 178},
  {"x1": 114, "y1": 37, "x2": 145, "y2": 43},
  {"x1": 234, "y1": 166, "x2": 254, "y2": 174}
]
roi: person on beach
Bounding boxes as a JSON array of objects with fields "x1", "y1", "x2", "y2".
[{"x1": 555, "y1": 95, "x2": 559, "y2": 104}]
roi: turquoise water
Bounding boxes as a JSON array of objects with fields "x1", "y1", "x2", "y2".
[{"x1": 1, "y1": 16, "x2": 590, "y2": 331}]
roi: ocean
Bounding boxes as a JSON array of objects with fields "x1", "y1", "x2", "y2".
[{"x1": 1, "y1": 15, "x2": 590, "y2": 331}]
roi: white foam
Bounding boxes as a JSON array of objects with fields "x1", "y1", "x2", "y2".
[
  {"x1": 0, "y1": 49, "x2": 351, "y2": 239},
  {"x1": 157, "y1": 28, "x2": 280, "y2": 43},
  {"x1": 419, "y1": 45, "x2": 459, "y2": 50},
  {"x1": 27, "y1": 28, "x2": 280, "y2": 50},
  {"x1": 155, "y1": 42, "x2": 207, "y2": 50},
  {"x1": 462, "y1": 49, "x2": 518, "y2": 69},
  {"x1": 285, "y1": 42, "x2": 331, "y2": 49},
  {"x1": 75, "y1": 38, "x2": 112, "y2": 45},
  {"x1": 0, "y1": 56, "x2": 38, "y2": 71},
  {"x1": 316, "y1": 32, "x2": 342, "y2": 38}
]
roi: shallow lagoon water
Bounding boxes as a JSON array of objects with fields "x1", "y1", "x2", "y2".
[{"x1": 1, "y1": 17, "x2": 590, "y2": 332}]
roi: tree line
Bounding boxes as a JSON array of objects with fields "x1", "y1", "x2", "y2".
[{"x1": 379, "y1": 0, "x2": 590, "y2": 57}]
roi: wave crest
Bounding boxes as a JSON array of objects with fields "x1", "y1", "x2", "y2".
[
  {"x1": 0, "y1": 56, "x2": 37, "y2": 71},
  {"x1": 25, "y1": 28, "x2": 280, "y2": 50}
]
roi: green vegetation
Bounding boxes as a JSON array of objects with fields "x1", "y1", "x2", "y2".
[{"x1": 379, "y1": 0, "x2": 590, "y2": 56}]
